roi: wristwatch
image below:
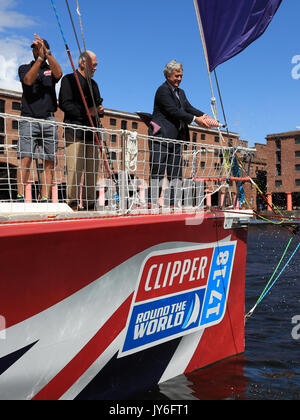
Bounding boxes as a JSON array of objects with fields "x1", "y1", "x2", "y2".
[{"x1": 45, "y1": 50, "x2": 52, "y2": 57}]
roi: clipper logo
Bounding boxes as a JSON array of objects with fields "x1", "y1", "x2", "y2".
[{"x1": 119, "y1": 242, "x2": 236, "y2": 357}]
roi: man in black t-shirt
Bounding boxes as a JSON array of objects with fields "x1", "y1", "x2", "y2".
[
  {"x1": 17, "y1": 34, "x2": 62, "y2": 203},
  {"x1": 59, "y1": 51, "x2": 104, "y2": 210}
]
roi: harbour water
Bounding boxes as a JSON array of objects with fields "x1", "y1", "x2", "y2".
[{"x1": 131, "y1": 224, "x2": 300, "y2": 400}]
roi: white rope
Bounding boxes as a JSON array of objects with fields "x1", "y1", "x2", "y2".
[
  {"x1": 76, "y1": 0, "x2": 87, "y2": 52},
  {"x1": 125, "y1": 131, "x2": 138, "y2": 172}
]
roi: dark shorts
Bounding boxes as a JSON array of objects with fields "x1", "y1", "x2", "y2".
[{"x1": 18, "y1": 116, "x2": 58, "y2": 162}]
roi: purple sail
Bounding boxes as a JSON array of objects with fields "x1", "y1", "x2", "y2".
[{"x1": 195, "y1": 0, "x2": 282, "y2": 72}]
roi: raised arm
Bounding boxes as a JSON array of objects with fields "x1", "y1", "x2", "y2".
[{"x1": 23, "y1": 34, "x2": 62, "y2": 86}]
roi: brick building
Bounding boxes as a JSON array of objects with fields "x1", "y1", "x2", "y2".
[
  {"x1": 0, "y1": 89, "x2": 22, "y2": 200},
  {"x1": 1, "y1": 88, "x2": 261, "y2": 208},
  {"x1": 265, "y1": 131, "x2": 300, "y2": 211}
]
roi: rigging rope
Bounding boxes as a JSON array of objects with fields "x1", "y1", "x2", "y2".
[
  {"x1": 65, "y1": 0, "x2": 81, "y2": 52},
  {"x1": 233, "y1": 154, "x2": 298, "y2": 229},
  {"x1": 258, "y1": 243, "x2": 300, "y2": 301},
  {"x1": 65, "y1": 0, "x2": 102, "y2": 130},
  {"x1": 72, "y1": 0, "x2": 122, "y2": 194},
  {"x1": 50, "y1": 0, "x2": 104, "y2": 151},
  {"x1": 75, "y1": 0, "x2": 87, "y2": 51},
  {"x1": 193, "y1": 0, "x2": 299, "y2": 326},
  {"x1": 193, "y1": 0, "x2": 225, "y2": 145},
  {"x1": 50, "y1": 0, "x2": 118, "y2": 187},
  {"x1": 231, "y1": 152, "x2": 299, "y2": 322},
  {"x1": 66, "y1": 0, "x2": 120, "y2": 190},
  {"x1": 246, "y1": 237, "x2": 300, "y2": 321}
]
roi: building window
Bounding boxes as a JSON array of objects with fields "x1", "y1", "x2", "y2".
[
  {"x1": 0, "y1": 99, "x2": 5, "y2": 113},
  {"x1": 110, "y1": 118, "x2": 116, "y2": 127},
  {"x1": 295, "y1": 151, "x2": 300, "y2": 158},
  {"x1": 201, "y1": 161, "x2": 206, "y2": 169},
  {"x1": 12, "y1": 120, "x2": 18, "y2": 130},
  {"x1": 228, "y1": 139, "x2": 233, "y2": 147},
  {"x1": 121, "y1": 120, "x2": 127, "y2": 130},
  {"x1": 295, "y1": 137, "x2": 300, "y2": 145},
  {"x1": 192, "y1": 132, "x2": 197, "y2": 142},
  {"x1": 110, "y1": 151, "x2": 117, "y2": 160},
  {"x1": 0, "y1": 135, "x2": 4, "y2": 154},
  {"x1": 0, "y1": 117, "x2": 4, "y2": 133},
  {"x1": 201, "y1": 134, "x2": 206, "y2": 141},
  {"x1": 275, "y1": 139, "x2": 281, "y2": 149},
  {"x1": 214, "y1": 136, "x2": 220, "y2": 143},
  {"x1": 184, "y1": 160, "x2": 189, "y2": 168},
  {"x1": 12, "y1": 101, "x2": 21, "y2": 111},
  {"x1": 132, "y1": 122, "x2": 138, "y2": 130},
  {"x1": 275, "y1": 180, "x2": 282, "y2": 188},
  {"x1": 295, "y1": 164, "x2": 300, "y2": 172},
  {"x1": 296, "y1": 179, "x2": 300, "y2": 187},
  {"x1": 110, "y1": 134, "x2": 117, "y2": 143},
  {"x1": 276, "y1": 164, "x2": 281, "y2": 176},
  {"x1": 276, "y1": 151, "x2": 281, "y2": 163}
]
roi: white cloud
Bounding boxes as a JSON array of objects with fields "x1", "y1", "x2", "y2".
[
  {"x1": 0, "y1": 36, "x2": 32, "y2": 92},
  {"x1": 0, "y1": 0, "x2": 36, "y2": 32},
  {"x1": 0, "y1": 1, "x2": 36, "y2": 92}
]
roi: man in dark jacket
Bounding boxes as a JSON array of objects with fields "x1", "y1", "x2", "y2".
[
  {"x1": 59, "y1": 51, "x2": 104, "y2": 210},
  {"x1": 148, "y1": 60, "x2": 215, "y2": 207}
]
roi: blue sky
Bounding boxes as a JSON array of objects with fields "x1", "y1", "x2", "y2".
[{"x1": 0, "y1": 0, "x2": 299, "y2": 146}]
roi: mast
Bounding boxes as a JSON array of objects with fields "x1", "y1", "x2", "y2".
[{"x1": 193, "y1": 0, "x2": 219, "y2": 123}]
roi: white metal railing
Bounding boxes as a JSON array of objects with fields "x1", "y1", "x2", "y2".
[{"x1": 0, "y1": 113, "x2": 255, "y2": 216}]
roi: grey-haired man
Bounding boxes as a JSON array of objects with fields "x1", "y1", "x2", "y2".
[
  {"x1": 148, "y1": 60, "x2": 215, "y2": 206},
  {"x1": 59, "y1": 51, "x2": 104, "y2": 210}
]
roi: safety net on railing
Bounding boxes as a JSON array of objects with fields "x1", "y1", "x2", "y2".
[{"x1": 0, "y1": 113, "x2": 255, "y2": 216}]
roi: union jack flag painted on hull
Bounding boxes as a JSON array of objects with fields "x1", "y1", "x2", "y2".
[{"x1": 0, "y1": 212, "x2": 247, "y2": 400}]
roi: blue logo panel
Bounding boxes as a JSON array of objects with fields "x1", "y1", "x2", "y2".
[
  {"x1": 122, "y1": 289, "x2": 205, "y2": 353},
  {"x1": 200, "y1": 244, "x2": 235, "y2": 327},
  {"x1": 119, "y1": 242, "x2": 237, "y2": 357}
]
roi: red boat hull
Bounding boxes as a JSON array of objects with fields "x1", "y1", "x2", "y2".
[{"x1": 0, "y1": 212, "x2": 248, "y2": 400}]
